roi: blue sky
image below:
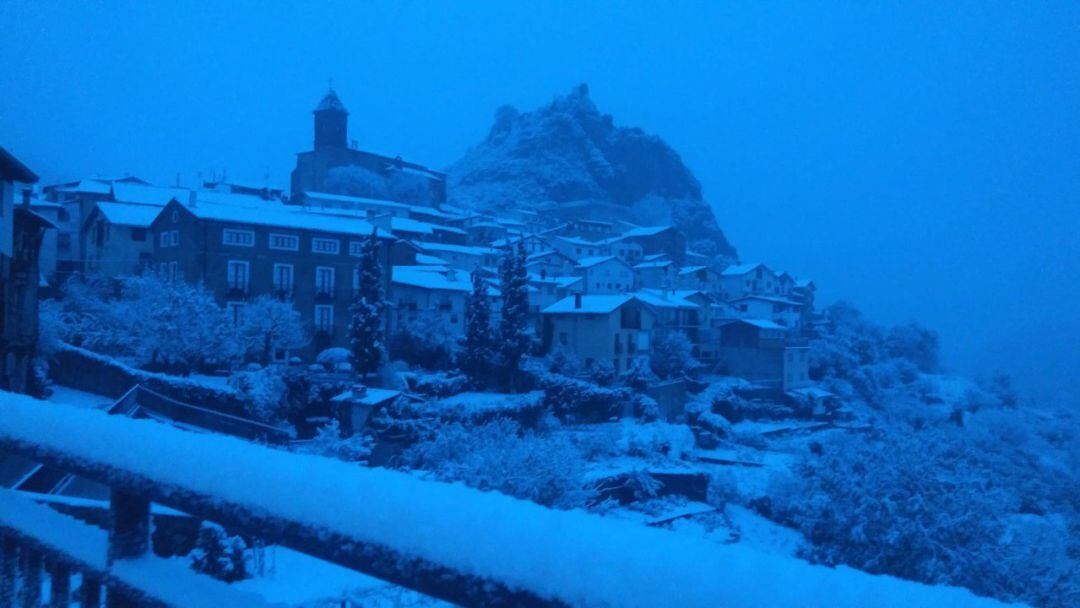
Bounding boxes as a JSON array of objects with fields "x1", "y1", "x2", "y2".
[{"x1": 2, "y1": 1, "x2": 1077, "y2": 406}]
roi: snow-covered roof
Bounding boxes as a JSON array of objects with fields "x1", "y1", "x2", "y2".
[
  {"x1": 542, "y1": 294, "x2": 635, "y2": 315},
  {"x1": 794, "y1": 279, "x2": 815, "y2": 289},
  {"x1": 428, "y1": 391, "x2": 544, "y2": 418},
  {"x1": 622, "y1": 225, "x2": 673, "y2": 238},
  {"x1": 721, "y1": 263, "x2": 770, "y2": 277},
  {"x1": 416, "y1": 242, "x2": 499, "y2": 256},
  {"x1": 678, "y1": 265, "x2": 711, "y2": 275},
  {"x1": 331, "y1": 387, "x2": 401, "y2": 406},
  {"x1": 182, "y1": 200, "x2": 393, "y2": 239},
  {"x1": 94, "y1": 202, "x2": 163, "y2": 228},
  {"x1": 575, "y1": 255, "x2": 622, "y2": 269},
  {"x1": 414, "y1": 253, "x2": 448, "y2": 266},
  {"x1": 111, "y1": 182, "x2": 190, "y2": 206},
  {"x1": 554, "y1": 235, "x2": 605, "y2": 247},
  {"x1": 392, "y1": 266, "x2": 475, "y2": 293},
  {"x1": 633, "y1": 260, "x2": 675, "y2": 269},
  {"x1": 720, "y1": 318, "x2": 787, "y2": 330},
  {"x1": 642, "y1": 253, "x2": 669, "y2": 262},
  {"x1": 633, "y1": 289, "x2": 704, "y2": 309},
  {"x1": 729, "y1": 295, "x2": 803, "y2": 307}
]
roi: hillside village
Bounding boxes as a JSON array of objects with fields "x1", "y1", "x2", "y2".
[{"x1": 0, "y1": 87, "x2": 1076, "y2": 608}]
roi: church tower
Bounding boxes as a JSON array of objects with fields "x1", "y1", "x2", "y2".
[{"x1": 313, "y1": 88, "x2": 348, "y2": 149}]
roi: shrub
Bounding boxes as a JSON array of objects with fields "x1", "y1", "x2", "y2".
[
  {"x1": 189, "y1": 524, "x2": 249, "y2": 582},
  {"x1": 537, "y1": 372, "x2": 627, "y2": 423}
]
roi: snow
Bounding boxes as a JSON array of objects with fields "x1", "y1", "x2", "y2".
[
  {"x1": 721, "y1": 262, "x2": 770, "y2": 276},
  {"x1": 632, "y1": 260, "x2": 674, "y2": 269},
  {"x1": 46, "y1": 385, "x2": 113, "y2": 410},
  {"x1": 0, "y1": 489, "x2": 274, "y2": 607},
  {"x1": 392, "y1": 266, "x2": 474, "y2": 292},
  {"x1": 93, "y1": 202, "x2": 164, "y2": 227},
  {"x1": 428, "y1": 391, "x2": 543, "y2": 417},
  {"x1": 0, "y1": 393, "x2": 1020, "y2": 608},
  {"x1": 719, "y1": 318, "x2": 788, "y2": 330},
  {"x1": 542, "y1": 294, "x2": 634, "y2": 314},
  {"x1": 415, "y1": 241, "x2": 498, "y2": 256},
  {"x1": 622, "y1": 225, "x2": 672, "y2": 237},
  {"x1": 185, "y1": 200, "x2": 394, "y2": 240},
  {"x1": 574, "y1": 255, "x2": 619, "y2": 269},
  {"x1": 633, "y1": 289, "x2": 700, "y2": 309}
]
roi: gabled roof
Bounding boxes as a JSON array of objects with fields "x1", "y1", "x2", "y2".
[
  {"x1": 632, "y1": 289, "x2": 701, "y2": 310},
  {"x1": 314, "y1": 89, "x2": 348, "y2": 113},
  {"x1": 794, "y1": 279, "x2": 816, "y2": 289},
  {"x1": 526, "y1": 249, "x2": 571, "y2": 263},
  {"x1": 392, "y1": 266, "x2": 477, "y2": 293},
  {"x1": 0, "y1": 147, "x2": 38, "y2": 183},
  {"x1": 175, "y1": 199, "x2": 394, "y2": 239},
  {"x1": 94, "y1": 202, "x2": 163, "y2": 228},
  {"x1": 622, "y1": 225, "x2": 673, "y2": 238},
  {"x1": 721, "y1": 262, "x2": 770, "y2": 277},
  {"x1": 719, "y1": 318, "x2": 787, "y2": 330},
  {"x1": 575, "y1": 255, "x2": 622, "y2": 269},
  {"x1": 541, "y1": 294, "x2": 636, "y2": 315},
  {"x1": 678, "y1": 265, "x2": 712, "y2": 275},
  {"x1": 729, "y1": 295, "x2": 803, "y2": 307},
  {"x1": 633, "y1": 260, "x2": 675, "y2": 269},
  {"x1": 111, "y1": 182, "x2": 190, "y2": 206},
  {"x1": 416, "y1": 242, "x2": 498, "y2": 256}
]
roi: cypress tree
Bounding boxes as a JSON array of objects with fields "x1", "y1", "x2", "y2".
[
  {"x1": 498, "y1": 241, "x2": 533, "y2": 392},
  {"x1": 459, "y1": 269, "x2": 495, "y2": 387},
  {"x1": 349, "y1": 228, "x2": 385, "y2": 376}
]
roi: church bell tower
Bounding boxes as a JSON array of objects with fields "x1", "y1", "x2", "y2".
[{"x1": 313, "y1": 88, "x2": 349, "y2": 150}]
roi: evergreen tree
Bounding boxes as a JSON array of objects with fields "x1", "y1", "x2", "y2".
[
  {"x1": 459, "y1": 269, "x2": 496, "y2": 386},
  {"x1": 349, "y1": 228, "x2": 385, "y2": 376},
  {"x1": 497, "y1": 241, "x2": 533, "y2": 392}
]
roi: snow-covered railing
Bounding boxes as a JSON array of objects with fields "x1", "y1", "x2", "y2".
[
  {"x1": 0, "y1": 490, "x2": 273, "y2": 607},
  {"x1": 0, "y1": 394, "x2": 1012, "y2": 608}
]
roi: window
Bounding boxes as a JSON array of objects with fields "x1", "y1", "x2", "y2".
[
  {"x1": 315, "y1": 305, "x2": 334, "y2": 333},
  {"x1": 312, "y1": 237, "x2": 340, "y2": 254},
  {"x1": 223, "y1": 228, "x2": 255, "y2": 247},
  {"x1": 269, "y1": 233, "x2": 299, "y2": 251},
  {"x1": 227, "y1": 302, "x2": 245, "y2": 326},
  {"x1": 168, "y1": 261, "x2": 179, "y2": 282},
  {"x1": 273, "y1": 263, "x2": 294, "y2": 295},
  {"x1": 227, "y1": 260, "x2": 250, "y2": 292},
  {"x1": 348, "y1": 241, "x2": 365, "y2": 257},
  {"x1": 159, "y1": 230, "x2": 179, "y2": 248},
  {"x1": 315, "y1": 266, "x2": 335, "y2": 294},
  {"x1": 131, "y1": 228, "x2": 147, "y2": 241}
]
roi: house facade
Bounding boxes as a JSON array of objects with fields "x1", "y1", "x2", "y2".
[
  {"x1": 0, "y1": 147, "x2": 50, "y2": 394},
  {"x1": 149, "y1": 198, "x2": 415, "y2": 358},
  {"x1": 82, "y1": 201, "x2": 162, "y2": 277},
  {"x1": 541, "y1": 294, "x2": 656, "y2": 373},
  {"x1": 575, "y1": 256, "x2": 634, "y2": 294},
  {"x1": 713, "y1": 319, "x2": 810, "y2": 391}
]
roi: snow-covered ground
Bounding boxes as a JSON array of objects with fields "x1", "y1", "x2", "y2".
[{"x1": 46, "y1": 385, "x2": 113, "y2": 410}]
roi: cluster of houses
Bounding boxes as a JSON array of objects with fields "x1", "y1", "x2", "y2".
[{"x1": 3, "y1": 88, "x2": 820, "y2": 395}]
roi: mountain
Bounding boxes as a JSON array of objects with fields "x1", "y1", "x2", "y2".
[{"x1": 447, "y1": 84, "x2": 738, "y2": 261}]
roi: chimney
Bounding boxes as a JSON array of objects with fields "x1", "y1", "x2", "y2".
[{"x1": 574, "y1": 292, "x2": 583, "y2": 309}]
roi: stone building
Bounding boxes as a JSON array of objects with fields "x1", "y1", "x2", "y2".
[{"x1": 290, "y1": 89, "x2": 446, "y2": 206}]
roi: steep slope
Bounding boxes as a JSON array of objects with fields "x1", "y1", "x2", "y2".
[{"x1": 447, "y1": 84, "x2": 738, "y2": 261}]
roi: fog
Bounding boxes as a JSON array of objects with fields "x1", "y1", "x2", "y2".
[{"x1": 2, "y1": 2, "x2": 1076, "y2": 407}]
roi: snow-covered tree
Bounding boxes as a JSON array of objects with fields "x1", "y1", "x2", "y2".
[
  {"x1": 349, "y1": 228, "x2": 385, "y2": 376},
  {"x1": 649, "y1": 331, "x2": 698, "y2": 379},
  {"x1": 458, "y1": 269, "x2": 496, "y2": 386},
  {"x1": 390, "y1": 309, "x2": 458, "y2": 370},
  {"x1": 237, "y1": 295, "x2": 307, "y2": 366},
  {"x1": 497, "y1": 242, "x2": 533, "y2": 391}
]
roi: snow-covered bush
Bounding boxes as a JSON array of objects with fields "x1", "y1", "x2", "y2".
[
  {"x1": 315, "y1": 347, "x2": 352, "y2": 371},
  {"x1": 615, "y1": 421, "x2": 695, "y2": 460},
  {"x1": 649, "y1": 331, "x2": 699, "y2": 379},
  {"x1": 389, "y1": 310, "x2": 458, "y2": 371},
  {"x1": 544, "y1": 347, "x2": 582, "y2": 376},
  {"x1": 189, "y1": 524, "x2": 249, "y2": 582},
  {"x1": 403, "y1": 419, "x2": 595, "y2": 509},
  {"x1": 406, "y1": 371, "x2": 469, "y2": 398},
  {"x1": 685, "y1": 383, "x2": 735, "y2": 447},
  {"x1": 587, "y1": 359, "x2": 617, "y2": 387},
  {"x1": 537, "y1": 372, "x2": 627, "y2": 422},
  {"x1": 621, "y1": 356, "x2": 658, "y2": 391},
  {"x1": 228, "y1": 366, "x2": 292, "y2": 423},
  {"x1": 298, "y1": 419, "x2": 373, "y2": 462},
  {"x1": 768, "y1": 424, "x2": 1080, "y2": 608}
]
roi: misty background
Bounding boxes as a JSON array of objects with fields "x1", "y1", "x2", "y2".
[{"x1": 1, "y1": 1, "x2": 1076, "y2": 408}]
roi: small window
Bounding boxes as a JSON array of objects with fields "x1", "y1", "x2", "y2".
[
  {"x1": 227, "y1": 260, "x2": 250, "y2": 292},
  {"x1": 223, "y1": 228, "x2": 255, "y2": 247},
  {"x1": 159, "y1": 230, "x2": 179, "y2": 248},
  {"x1": 269, "y1": 233, "x2": 299, "y2": 251},
  {"x1": 273, "y1": 263, "x2": 294, "y2": 294},
  {"x1": 312, "y1": 238, "x2": 340, "y2": 254},
  {"x1": 349, "y1": 240, "x2": 366, "y2": 257}
]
